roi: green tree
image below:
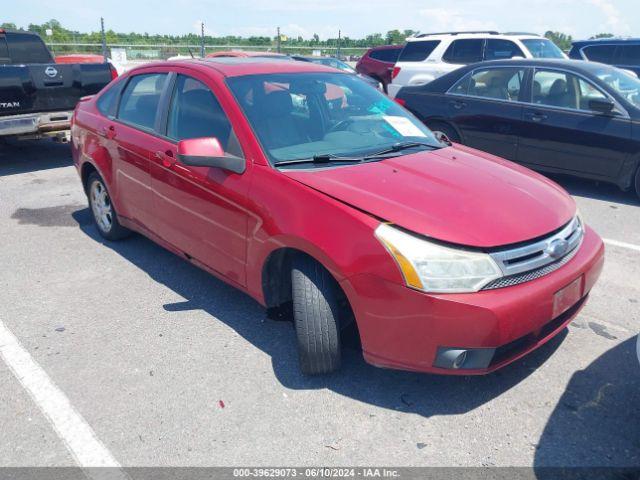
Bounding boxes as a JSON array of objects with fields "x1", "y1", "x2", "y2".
[
  {"x1": 544, "y1": 31, "x2": 573, "y2": 51},
  {"x1": 591, "y1": 33, "x2": 614, "y2": 39}
]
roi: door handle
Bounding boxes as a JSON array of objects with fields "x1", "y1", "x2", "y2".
[
  {"x1": 155, "y1": 150, "x2": 176, "y2": 168},
  {"x1": 451, "y1": 100, "x2": 467, "y2": 110},
  {"x1": 526, "y1": 112, "x2": 548, "y2": 122},
  {"x1": 100, "y1": 125, "x2": 116, "y2": 139}
]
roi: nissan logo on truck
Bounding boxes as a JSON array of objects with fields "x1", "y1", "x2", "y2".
[{"x1": 45, "y1": 66, "x2": 58, "y2": 78}]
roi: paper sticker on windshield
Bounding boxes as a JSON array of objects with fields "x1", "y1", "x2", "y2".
[{"x1": 383, "y1": 116, "x2": 427, "y2": 137}]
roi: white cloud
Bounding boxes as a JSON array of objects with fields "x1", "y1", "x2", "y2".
[
  {"x1": 418, "y1": 7, "x2": 498, "y2": 33},
  {"x1": 588, "y1": 0, "x2": 630, "y2": 35}
]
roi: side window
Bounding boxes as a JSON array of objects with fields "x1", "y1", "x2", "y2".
[
  {"x1": 583, "y1": 45, "x2": 617, "y2": 63},
  {"x1": 618, "y1": 45, "x2": 640, "y2": 66},
  {"x1": 577, "y1": 77, "x2": 608, "y2": 110},
  {"x1": 442, "y1": 39, "x2": 484, "y2": 64},
  {"x1": 398, "y1": 41, "x2": 440, "y2": 62},
  {"x1": 167, "y1": 75, "x2": 236, "y2": 153},
  {"x1": 118, "y1": 73, "x2": 167, "y2": 131},
  {"x1": 96, "y1": 80, "x2": 125, "y2": 118},
  {"x1": 449, "y1": 68, "x2": 524, "y2": 101},
  {"x1": 484, "y1": 39, "x2": 524, "y2": 60},
  {"x1": 370, "y1": 48, "x2": 401, "y2": 63},
  {"x1": 532, "y1": 69, "x2": 608, "y2": 111}
]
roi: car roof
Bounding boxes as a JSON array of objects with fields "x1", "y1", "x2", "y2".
[
  {"x1": 366, "y1": 44, "x2": 403, "y2": 51},
  {"x1": 572, "y1": 38, "x2": 640, "y2": 46},
  {"x1": 127, "y1": 57, "x2": 342, "y2": 77},
  {"x1": 406, "y1": 32, "x2": 543, "y2": 42},
  {"x1": 456, "y1": 58, "x2": 605, "y2": 71}
]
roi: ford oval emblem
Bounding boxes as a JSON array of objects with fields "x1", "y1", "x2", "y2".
[
  {"x1": 546, "y1": 239, "x2": 569, "y2": 259},
  {"x1": 45, "y1": 66, "x2": 58, "y2": 78}
]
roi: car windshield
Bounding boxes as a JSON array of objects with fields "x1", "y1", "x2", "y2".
[
  {"x1": 521, "y1": 39, "x2": 565, "y2": 59},
  {"x1": 592, "y1": 65, "x2": 640, "y2": 108},
  {"x1": 226, "y1": 72, "x2": 441, "y2": 165}
]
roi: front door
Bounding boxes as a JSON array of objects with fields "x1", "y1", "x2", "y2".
[
  {"x1": 518, "y1": 68, "x2": 631, "y2": 179},
  {"x1": 149, "y1": 72, "x2": 251, "y2": 286}
]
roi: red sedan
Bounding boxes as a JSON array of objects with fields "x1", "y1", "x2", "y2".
[{"x1": 71, "y1": 58, "x2": 604, "y2": 375}]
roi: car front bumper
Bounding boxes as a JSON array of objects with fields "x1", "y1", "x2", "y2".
[{"x1": 340, "y1": 226, "x2": 605, "y2": 374}]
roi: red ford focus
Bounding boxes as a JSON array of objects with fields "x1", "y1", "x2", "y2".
[{"x1": 71, "y1": 58, "x2": 604, "y2": 375}]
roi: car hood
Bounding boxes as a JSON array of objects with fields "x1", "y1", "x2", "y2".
[{"x1": 282, "y1": 145, "x2": 575, "y2": 248}]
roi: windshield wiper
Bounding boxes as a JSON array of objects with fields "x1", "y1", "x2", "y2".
[
  {"x1": 273, "y1": 142, "x2": 438, "y2": 167},
  {"x1": 274, "y1": 154, "x2": 364, "y2": 167},
  {"x1": 366, "y1": 141, "x2": 439, "y2": 157}
]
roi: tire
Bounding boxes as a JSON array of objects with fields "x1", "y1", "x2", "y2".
[
  {"x1": 86, "y1": 172, "x2": 130, "y2": 241},
  {"x1": 291, "y1": 255, "x2": 342, "y2": 375},
  {"x1": 428, "y1": 122, "x2": 461, "y2": 143}
]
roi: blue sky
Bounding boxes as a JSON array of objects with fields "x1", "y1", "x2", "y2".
[{"x1": 3, "y1": 0, "x2": 637, "y2": 40}]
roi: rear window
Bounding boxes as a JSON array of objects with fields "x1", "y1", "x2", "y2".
[
  {"x1": 369, "y1": 48, "x2": 401, "y2": 63},
  {"x1": 618, "y1": 45, "x2": 640, "y2": 65},
  {"x1": 4, "y1": 32, "x2": 52, "y2": 64},
  {"x1": 582, "y1": 44, "x2": 618, "y2": 63},
  {"x1": 442, "y1": 39, "x2": 484, "y2": 64},
  {"x1": 398, "y1": 41, "x2": 440, "y2": 62}
]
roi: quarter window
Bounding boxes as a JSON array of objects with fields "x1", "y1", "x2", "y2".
[
  {"x1": 118, "y1": 73, "x2": 167, "y2": 131},
  {"x1": 532, "y1": 70, "x2": 608, "y2": 111},
  {"x1": 442, "y1": 39, "x2": 484, "y2": 64},
  {"x1": 96, "y1": 79, "x2": 125, "y2": 118},
  {"x1": 167, "y1": 75, "x2": 235, "y2": 153},
  {"x1": 618, "y1": 45, "x2": 640, "y2": 65},
  {"x1": 484, "y1": 39, "x2": 524, "y2": 60},
  {"x1": 582, "y1": 44, "x2": 617, "y2": 63}
]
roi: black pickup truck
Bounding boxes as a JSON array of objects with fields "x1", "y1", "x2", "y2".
[{"x1": 0, "y1": 29, "x2": 115, "y2": 142}]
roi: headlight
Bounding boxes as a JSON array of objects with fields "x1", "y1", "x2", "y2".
[{"x1": 375, "y1": 223, "x2": 503, "y2": 293}]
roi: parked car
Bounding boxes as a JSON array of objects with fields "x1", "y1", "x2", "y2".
[
  {"x1": 55, "y1": 53, "x2": 124, "y2": 76},
  {"x1": 569, "y1": 38, "x2": 640, "y2": 78},
  {"x1": 0, "y1": 29, "x2": 116, "y2": 142},
  {"x1": 388, "y1": 31, "x2": 566, "y2": 97},
  {"x1": 356, "y1": 45, "x2": 403, "y2": 92},
  {"x1": 396, "y1": 59, "x2": 640, "y2": 198},
  {"x1": 71, "y1": 58, "x2": 604, "y2": 376},
  {"x1": 290, "y1": 55, "x2": 382, "y2": 89}
]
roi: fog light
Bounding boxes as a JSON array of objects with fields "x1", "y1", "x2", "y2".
[{"x1": 434, "y1": 347, "x2": 496, "y2": 370}]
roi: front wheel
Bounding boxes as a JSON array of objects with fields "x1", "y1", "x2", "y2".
[
  {"x1": 87, "y1": 172, "x2": 130, "y2": 241},
  {"x1": 428, "y1": 122, "x2": 461, "y2": 144},
  {"x1": 291, "y1": 256, "x2": 342, "y2": 375}
]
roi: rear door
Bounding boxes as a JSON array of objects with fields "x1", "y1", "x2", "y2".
[
  {"x1": 518, "y1": 67, "x2": 631, "y2": 178},
  {"x1": 446, "y1": 66, "x2": 527, "y2": 160},
  {"x1": 148, "y1": 70, "x2": 251, "y2": 285},
  {"x1": 110, "y1": 72, "x2": 169, "y2": 229}
]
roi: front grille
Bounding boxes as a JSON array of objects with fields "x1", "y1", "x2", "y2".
[
  {"x1": 482, "y1": 245, "x2": 579, "y2": 290},
  {"x1": 483, "y1": 216, "x2": 584, "y2": 290}
]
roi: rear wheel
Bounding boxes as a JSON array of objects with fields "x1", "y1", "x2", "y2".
[
  {"x1": 291, "y1": 255, "x2": 342, "y2": 375},
  {"x1": 428, "y1": 122, "x2": 461, "y2": 143},
  {"x1": 87, "y1": 172, "x2": 130, "y2": 241}
]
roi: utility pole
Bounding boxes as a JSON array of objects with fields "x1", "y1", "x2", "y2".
[
  {"x1": 100, "y1": 17, "x2": 107, "y2": 62},
  {"x1": 337, "y1": 29, "x2": 341, "y2": 58},
  {"x1": 276, "y1": 26, "x2": 281, "y2": 53},
  {"x1": 200, "y1": 22, "x2": 205, "y2": 58}
]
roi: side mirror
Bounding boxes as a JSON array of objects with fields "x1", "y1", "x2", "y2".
[
  {"x1": 177, "y1": 137, "x2": 245, "y2": 174},
  {"x1": 589, "y1": 98, "x2": 615, "y2": 114},
  {"x1": 433, "y1": 131, "x2": 452, "y2": 146}
]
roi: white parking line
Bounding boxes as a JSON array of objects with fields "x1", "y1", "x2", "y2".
[
  {"x1": 0, "y1": 320, "x2": 123, "y2": 472},
  {"x1": 604, "y1": 238, "x2": 640, "y2": 253}
]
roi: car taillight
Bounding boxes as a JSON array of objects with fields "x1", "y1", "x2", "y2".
[
  {"x1": 394, "y1": 98, "x2": 406, "y2": 106},
  {"x1": 391, "y1": 66, "x2": 401, "y2": 79},
  {"x1": 109, "y1": 64, "x2": 118, "y2": 80}
]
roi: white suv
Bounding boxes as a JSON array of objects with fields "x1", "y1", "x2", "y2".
[{"x1": 387, "y1": 31, "x2": 567, "y2": 97}]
